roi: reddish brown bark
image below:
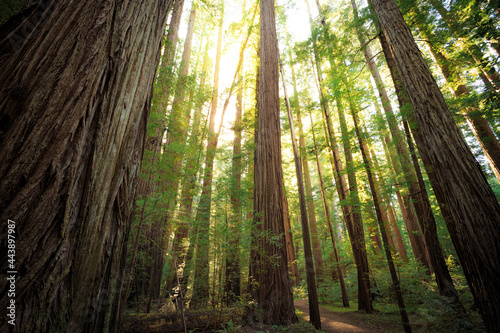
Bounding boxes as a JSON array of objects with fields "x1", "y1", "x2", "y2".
[
  {"x1": 0, "y1": 1, "x2": 170, "y2": 331},
  {"x1": 372, "y1": 0, "x2": 500, "y2": 330},
  {"x1": 243, "y1": 0, "x2": 298, "y2": 325}
]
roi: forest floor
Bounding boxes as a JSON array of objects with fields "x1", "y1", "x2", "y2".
[
  {"x1": 295, "y1": 299, "x2": 389, "y2": 333},
  {"x1": 121, "y1": 298, "x2": 482, "y2": 332}
]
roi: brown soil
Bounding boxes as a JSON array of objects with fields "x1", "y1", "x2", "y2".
[{"x1": 294, "y1": 299, "x2": 388, "y2": 333}]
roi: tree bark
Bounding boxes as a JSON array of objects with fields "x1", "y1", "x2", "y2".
[
  {"x1": 146, "y1": 4, "x2": 197, "y2": 311},
  {"x1": 190, "y1": 14, "x2": 224, "y2": 310},
  {"x1": 309, "y1": 109, "x2": 350, "y2": 308},
  {"x1": 0, "y1": 1, "x2": 171, "y2": 332},
  {"x1": 372, "y1": 0, "x2": 500, "y2": 330},
  {"x1": 309, "y1": 0, "x2": 373, "y2": 311},
  {"x1": 281, "y1": 56, "x2": 321, "y2": 330},
  {"x1": 421, "y1": 32, "x2": 500, "y2": 183},
  {"x1": 243, "y1": 0, "x2": 298, "y2": 325},
  {"x1": 351, "y1": 105, "x2": 412, "y2": 333},
  {"x1": 225, "y1": 49, "x2": 244, "y2": 304}
]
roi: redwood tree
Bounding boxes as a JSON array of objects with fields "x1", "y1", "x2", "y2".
[
  {"x1": 243, "y1": 0, "x2": 298, "y2": 325},
  {"x1": 0, "y1": 1, "x2": 170, "y2": 332},
  {"x1": 371, "y1": 0, "x2": 500, "y2": 330}
]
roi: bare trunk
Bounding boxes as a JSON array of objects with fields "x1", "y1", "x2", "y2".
[
  {"x1": 422, "y1": 34, "x2": 500, "y2": 183},
  {"x1": 166, "y1": 35, "x2": 210, "y2": 291},
  {"x1": 191, "y1": 16, "x2": 224, "y2": 310},
  {"x1": 243, "y1": 0, "x2": 298, "y2": 324},
  {"x1": 372, "y1": 0, "x2": 500, "y2": 330},
  {"x1": 283, "y1": 193, "x2": 300, "y2": 286},
  {"x1": 309, "y1": 109, "x2": 350, "y2": 307},
  {"x1": 225, "y1": 52, "x2": 245, "y2": 304},
  {"x1": 0, "y1": 1, "x2": 170, "y2": 332},
  {"x1": 281, "y1": 57, "x2": 321, "y2": 330},
  {"x1": 306, "y1": 2, "x2": 372, "y2": 310},
  {"x1": 147, "y1": 6, "x2": 198, "y2": 309},
  {"x1": 351, "y1": 105, "x2": 412, "y2": 333}
]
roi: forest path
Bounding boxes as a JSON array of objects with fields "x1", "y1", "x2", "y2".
[{"x1": 294, "y1": 299, "x2": 386, "y2": 333}]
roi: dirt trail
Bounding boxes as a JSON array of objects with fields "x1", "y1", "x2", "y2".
[{"x1": 294, "y1": 299, "x2": 386, "y2": 333}]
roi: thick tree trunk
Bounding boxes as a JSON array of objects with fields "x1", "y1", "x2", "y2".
[
  {"x1": 243, "y1": 0, "x2": 298, "y2": 325},
  {"x1": 421, "y1": 34, "x2": 500, "y2": 183},
  {"x1": 0, "y1": 1, "x2": 170, "y2": 332},
  {"x1": 372, "y1": 0, "x2": 500, "y2": 330}
]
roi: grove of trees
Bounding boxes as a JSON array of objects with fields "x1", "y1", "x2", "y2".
[{"x1": 1, "y1": 0, "x2": 499, "y2": 332}]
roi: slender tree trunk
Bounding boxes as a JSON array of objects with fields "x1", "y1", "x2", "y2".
[
  {"x1": 335, "y1": 91, "x2": 373, "y2": 313},
  {"x1": 306, "y1": 2, "x2": 372, "y2": 310},
  {"x1": 0, "y1": 1, "x2": 171, "y2": 332},
  {"x1": 370, "y1": 86, "x2": 429, "y2": 268},
  {"x1": 243, "y1": 0, "x2": 298, "y2": 325},
  {"x1": 372, "y1": 1, "x2": 500, "y2": 330},
  {"x1": 309, "y1": 0, "x2": 373, "y2": 311},
  {"x1": 309, "y1": 109, "x2": 350, "y2": 307},
  {"x1": 192, "y1": 5, "x2": 256, "y2": 308},
  {"x1": 289, "y1": 49, "x2": 323, "y2": 277},
  {"x1": 281, "y1": 57, "x2": 322, "y2": 330},
  {"x1": 146, "y1": 5, "x2": 198, "y2": 311},
  {"x1": 351, "y1": 106, "x2": 412, "y2": 333},
  {"x1": 370, "y1": 147, "x2": 408, "y2": 262},
  {"x1": 351, "y1": 108, "x2": 411, "y2": 332},
  {"x1": 191, "y1": 15, "x2": 224, "y2": 309},
  {"x1": 225, "y1": 53, "x2": 244, "y2": 304},
  {"x1": 166, "y1": 32, "x2": 209, "y2": 292},
  {"x1": 283, "y1": 192, "x2": 300, "y2": 286}
]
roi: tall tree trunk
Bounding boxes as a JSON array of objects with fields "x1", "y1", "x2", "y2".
[
  {"x1": 372, "y1": 0, "x2": 500, "y2": 330},
  {"x1": 420, "y1": 31, "x2": 500, "y2": 183},
  {"x1": 353, "y1": 0, "x2": 436, "y2": 274},
  {"x1": 0, "y1": 1, "x2": 171, "y2": 332},
  {"x1": 351, "y1": 105, "x2": 412, "y2": 333},
  {"x1": 243, "y1": 0, "x2": 298, "y2": 325},
  {"x1": 283, "y1": 193, "x2": 300, "y2": 286},
  {"x1": 281, "y1": 57, "x2": 321, "y2": 330},
  {"x1": 369, "y1": 147, "x2": 408, "y2": 262},
  {"x1": 147, "y1": 5, "x2": 198, "y2": 311},
  {"x1": 291, "y1": 57, "x2": 324, "y2": 278},
  {"x1": 371, "y1": 87, "x2": 429, "y2": 268},
  {"x1": 190, "y1": 14, "x2": 224, "y2": 309},
  {"x1": 335, "y1": 91, "x2": 373, "y2": 313},
  {"x1": 225, "y1": 54, "x2": 244, "y2": 304},
  {"x1": 377, "y1": 21, "x2": 468, "y2": 317},
  {"x1": 165, "y1": 32, "x2": 209, "y2": 292},
  {"x1": 309, "y1": 109, "x2": 350, "y2": 307},
  {"x1": 192, "y1": 4, "x2": 256, "y2": 308},
  {"x1": 306, "y1": 1, "x2": 372, "y2": 311}
]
